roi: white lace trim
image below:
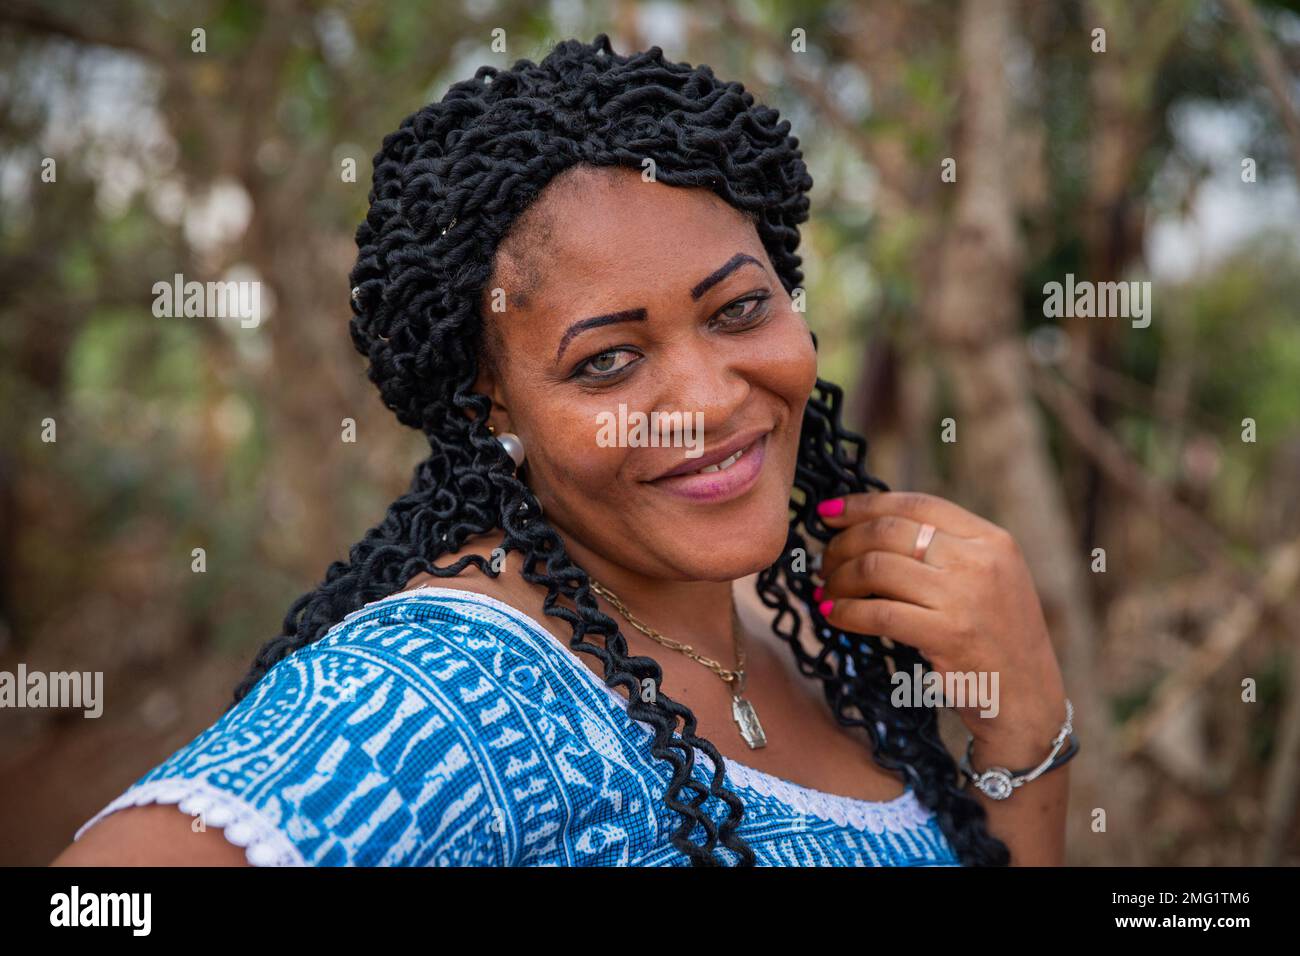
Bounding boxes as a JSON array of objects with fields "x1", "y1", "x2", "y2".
[
  {"x1": 361, "y1": 585, "x2": 939, "y2": 835},
  {"x1": 694, "y1": 751, "x2": 933, "y2": 833},
  {"x1": 75, "y1": 778, "x2": 306, "y2": 866}
]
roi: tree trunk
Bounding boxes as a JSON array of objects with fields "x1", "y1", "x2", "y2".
[{"x1": 921, "y1": 0, "x2": 1137, "y2": 864}]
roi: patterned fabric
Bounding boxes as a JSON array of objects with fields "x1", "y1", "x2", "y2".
[{"x1": 76, "y1": 587, "x2": 962, "y2": 867}]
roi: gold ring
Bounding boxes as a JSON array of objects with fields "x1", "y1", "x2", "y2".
[{"x1": 913, "y1": 523, "x2": 937, "y2": 562}]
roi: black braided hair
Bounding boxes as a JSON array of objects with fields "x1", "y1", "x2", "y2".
[{"x1": 231, "y1": 33, "x2": 1010, "y2": 867}]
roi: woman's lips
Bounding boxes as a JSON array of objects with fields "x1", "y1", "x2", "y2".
[{"x1": 647, "y1": 433, "x2": 768, "y2": 503}]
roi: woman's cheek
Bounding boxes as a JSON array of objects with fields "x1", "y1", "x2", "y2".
[
  {"x1": 527, "y1": 407, "x2": 624, "y2": 505},
  {"x1": 760, "y1": 309, "x2": 819, "y2": 401}
]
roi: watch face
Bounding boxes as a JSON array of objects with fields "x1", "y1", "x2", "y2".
[{"x1": 977, "y1": 769, "x2": 1015, "y2": 800}]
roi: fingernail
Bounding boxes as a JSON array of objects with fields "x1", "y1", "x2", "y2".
[
  {"x1": 813, "y1": 585, "x2": 824, "y2": 601},
  {"x1": 818, "y1": 599, "x2": 834, "y2": 616},
  {"x1": 816, "y1": 498, "x2": 845, "y2": 517}
]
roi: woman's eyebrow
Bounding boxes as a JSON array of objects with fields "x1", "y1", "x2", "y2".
[
  {"x1": 690, "y1": 253, "x2": 763, "y2": 300},
  {"x1": 555, "y1": 308, "x2": 647, "y2": 361},
  {"x1": 554, "y1": 252, "x2": 765, "y2": 362}
]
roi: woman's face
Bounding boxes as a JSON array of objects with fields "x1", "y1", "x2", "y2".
[{"x1": 477, "y1": 165, "x2": 818, "y2": 583}]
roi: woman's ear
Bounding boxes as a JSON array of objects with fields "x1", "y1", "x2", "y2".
[{"x1": 471, "y1": 334, "x2": 513, "y2": 434}]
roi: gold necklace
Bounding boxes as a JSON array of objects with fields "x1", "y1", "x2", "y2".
[{"x1": 588, "y1": 578, "x2": 767, "y2": 750}]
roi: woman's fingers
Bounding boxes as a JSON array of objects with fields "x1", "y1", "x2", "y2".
[
  {"x1": 819, "y1": 549, "x2": 944, "y2": 609},
  {"x1": 817, "y1": 596, "x2": 948, "y2": 655},
  {"x1": 816, "y1": 490, "x2": 997, "y2": 539},
  {"x1": 822, "y1": 514, "x2": 957, "y2": 578},
  {"x1": 810, "y1": 491, "x2": 1002, "y2": 656}
]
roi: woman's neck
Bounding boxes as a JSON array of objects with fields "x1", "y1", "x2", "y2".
[{"x1": 559, "y1": 534, "x2": 740, "y2": 660}]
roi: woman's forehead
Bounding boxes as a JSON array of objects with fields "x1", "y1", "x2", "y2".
[{"x1": 492, "y1": 169, "x2": 757, "y2": 307}]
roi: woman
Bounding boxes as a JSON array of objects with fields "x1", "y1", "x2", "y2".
[{"x1": 55, "y1": 34, "x2": 1071, "y2": 867}]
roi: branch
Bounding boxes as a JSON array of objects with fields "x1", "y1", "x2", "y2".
[
  {"x1": 1030, "y1": 365, "x2": 1232, "y2": 570},
  {"x1": 1032, "y1": 362, "x2": 1300, "y2": 783},
  {"x1": 1116, "y1": 536, "x2": 1300, "y2": 759},
  {"x1": 0, "y1": 0, "x2": 169, "y2": 61},
  {"x1": 1222, "y1": 0, "x2": 1300, "y2": 184},
  {"x1": 709, "y1": 0, "x2": 908, "y2": 216}
]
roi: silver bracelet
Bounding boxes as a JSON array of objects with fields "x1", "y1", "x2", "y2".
[{"x1": 959, "y1": 698, "x2": 1075, "y2": 800}]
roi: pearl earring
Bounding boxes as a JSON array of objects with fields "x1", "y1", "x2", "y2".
[{"x1": 497, "y1": 432, "x2": 525, "y2": 469}]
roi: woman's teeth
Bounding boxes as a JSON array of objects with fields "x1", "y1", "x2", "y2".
[{"x1": 693, "y1": 447, "x2": 744, "y2": 475}]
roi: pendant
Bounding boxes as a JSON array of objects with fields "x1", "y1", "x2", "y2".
[{"x1": 731, "y1": 695, "x2": 767, "y2": 749}]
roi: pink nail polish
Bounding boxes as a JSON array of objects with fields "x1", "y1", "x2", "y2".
[
  {"x1": 816, "y1": 498, "x2": 845, "y2": 518},
  {"x1": 813, "y1": 586, "x2": 824, "y2": 602},
  {"x1": 818, "y1": 599, "x2": 834, "y2": 616}
]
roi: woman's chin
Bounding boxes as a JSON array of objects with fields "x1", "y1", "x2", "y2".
[
  {"x1": 658, "y1": 513, "x2": 792, "y2": 582},
  {"x1": 600, "y1": 464, "x2": 797, "y2": 581}
]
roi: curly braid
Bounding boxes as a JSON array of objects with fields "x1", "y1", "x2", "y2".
[{"x1": 231, "y1": 33, "x2": 1010, "y2": 867}]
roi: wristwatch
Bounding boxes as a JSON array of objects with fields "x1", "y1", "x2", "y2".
[{"x1": 959, "y1": 699, "x2": 1078, "y2": 800}]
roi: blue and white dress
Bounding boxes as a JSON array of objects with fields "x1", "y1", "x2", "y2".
[{"x1": 75, "y1": 587, "x2": 962, "y2": 866}]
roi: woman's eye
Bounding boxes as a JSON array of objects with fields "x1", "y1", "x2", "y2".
[
  {"x1": 580, "y1": 348, "x2": 636, "y2": 378},
  {"x1": 716, "y1": 294, "x2": 770, "y2": 326}
]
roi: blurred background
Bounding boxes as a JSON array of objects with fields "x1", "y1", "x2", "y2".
[{"x1": 1, "y1": 0, "x2": 1299, "y2": 866}]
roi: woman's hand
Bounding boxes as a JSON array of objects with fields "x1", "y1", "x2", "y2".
[{"x1": 814, "y1": 491, "x2": 1068, "y2": 765}]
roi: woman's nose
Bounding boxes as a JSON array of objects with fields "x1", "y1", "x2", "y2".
[{"x1": 655, "y1": 340, "x2": 752, "y2": 431}]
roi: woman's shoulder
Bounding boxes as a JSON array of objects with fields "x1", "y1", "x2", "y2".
[
  {"x1": 315, "y1": 581, "x2": 564, "y2": 666},
  {"x1": 72, "y1": 584, "x2": 653, "y2": 866}
]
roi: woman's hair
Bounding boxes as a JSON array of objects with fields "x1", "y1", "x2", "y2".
[{"x1": 230, "y1": 33, "x2": 1010, "y2": 866}]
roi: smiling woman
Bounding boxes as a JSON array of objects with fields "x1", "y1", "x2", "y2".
[{"x1": 53, "y1": 33, "x2": 1070, "y2": 868}]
